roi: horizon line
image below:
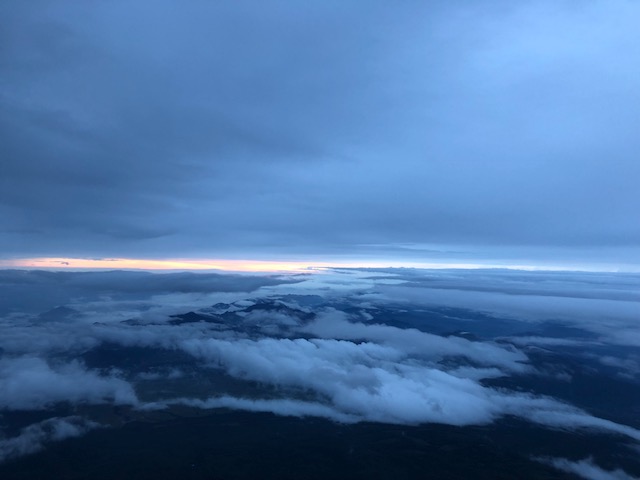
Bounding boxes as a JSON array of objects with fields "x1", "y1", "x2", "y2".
[{"x1": 0, "y1": 257, "x2": 635, "y2": 274}]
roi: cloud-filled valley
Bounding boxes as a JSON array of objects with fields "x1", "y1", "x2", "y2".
[{"x1": 1, "y1": 268, "x2": 639, "y2": 478}]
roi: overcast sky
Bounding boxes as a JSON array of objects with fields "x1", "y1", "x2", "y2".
[{"x1": 1, "y1": 1, "x2": 639, "y2": 269}]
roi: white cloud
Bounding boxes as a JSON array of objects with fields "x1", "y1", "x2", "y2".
[
  {"x1": 522, "y1": 409, "x2": 640, "y2": 442},
  {"x1": 0, "y1": 357, "x2": 138, "y2": 410},
  {"x1": 178, "y1": 335, "x2": 504, "y2": 425},
  {"x1": 176, "y1": 334, "x2": 640, "y2": 439},
  {"x1": 0, "y1": 416, "x2": 100, "y2": 463},
  {"x1": 301, "y1": 310, "x2": 529, "y2": 372},
  {"x1": 141, "y1": 396, "x2": 358, "y2": 424},
  {"x1": 540, "y1": 457, "x2": 639, "y2": 480}
]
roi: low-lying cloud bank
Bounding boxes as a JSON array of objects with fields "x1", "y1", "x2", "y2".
[
  {"x1": 172, "y1": 328, "x2": 640, "y2": 440},
  {"x1": 539, "y1": 457, "x2": 639, "y2": 480},
  {"x1": 0, "y1": 356, "x2": 138, "y2": 410},
  {"x1": 360, "y1": 269, "x2": 640, "y2": 346},
  {"x1": 0, "y1": 267, "x2": 639, "y2": 466},
  {"x1": 0, "y1": 269, "x2": 300, "y2": 315},
  {"x1": 301, "y1": 312, "x2": 529, "y2": 372},
  {"x1": 0, "y1": 417, "x2": 100, "y2": 463}
]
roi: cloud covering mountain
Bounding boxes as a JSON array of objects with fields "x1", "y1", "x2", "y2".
[{"x1": 1, "y1": 268, "x2": 639, "y2": 478}]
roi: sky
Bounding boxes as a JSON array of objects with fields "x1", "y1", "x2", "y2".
[{"x1": 1, "y1": 0, "x2": 639, "y2": 271}]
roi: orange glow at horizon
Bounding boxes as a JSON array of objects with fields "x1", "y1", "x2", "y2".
[
  {"x1": 0, "y1": 257, "x2": 411, "y2": 272},
  {"x1": 0, "y1": 257, "x2": 594, "y2": 272},
  {"x1": 0, "y1": 257, "x2": 332, "y2": 272}
]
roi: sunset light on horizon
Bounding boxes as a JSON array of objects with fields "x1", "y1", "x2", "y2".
[{"x1": 0, "y1": 257, "x2": 628, "y2": 273}]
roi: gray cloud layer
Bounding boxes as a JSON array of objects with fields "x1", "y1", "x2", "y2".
[
  {"x1": 360, "y1": 268, "x2": 640, "y2": 346},
  {"x1": 1, "y1": 1, "x2": 639, "y2": 265}
]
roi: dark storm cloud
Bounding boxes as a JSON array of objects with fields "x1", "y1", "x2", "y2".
[{"x1": 1, "y1": 0, "x2": 639, "y2": 263}]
